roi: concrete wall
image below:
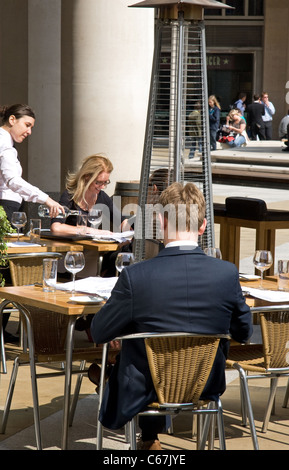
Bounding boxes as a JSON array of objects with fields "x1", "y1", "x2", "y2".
[
  {"x1": 0, "y1": 0, "x2": 154, "y2": 196},
  {"x1": 61, "y1": 0, "x2": 154, "y2": 196}
]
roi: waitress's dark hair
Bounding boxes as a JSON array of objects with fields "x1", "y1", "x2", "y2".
[{"x1": 0, "y1": 104, "x2": 35, "y2": 125}]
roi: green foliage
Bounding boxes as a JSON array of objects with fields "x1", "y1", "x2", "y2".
[{"x1": 0, "y1": 206, "x2": 15, "y2": 286}]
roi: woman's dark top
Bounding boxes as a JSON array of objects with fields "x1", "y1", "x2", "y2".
[{"x1": 51, "y1": 189, "x2": 124, "y2": 230}]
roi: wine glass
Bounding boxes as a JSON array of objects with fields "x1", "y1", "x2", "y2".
[
  {"x1": 204, "y1": 247, "x2": 222, "y2": 259},
  {"x1": 115, "y1": 252, "x2": 135, "y2": 275},
  {"x1": 88, "y1": 208, "x2": 102, "y2": 231},
  {"x1": 11, "y1": 212, "x2": 27, "y2": 242},
  {"x1": 64, "y1": 251, "x2": 85, "y2": 297},
  {"x1": 253, "y1": 250, "x2": 273, "y2": 289}
]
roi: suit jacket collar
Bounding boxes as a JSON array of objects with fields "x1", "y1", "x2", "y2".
[{"x1": 156, "y1": 245, "x2": 203, "y2": 258}]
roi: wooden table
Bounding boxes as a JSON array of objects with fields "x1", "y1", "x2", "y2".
[
  {"x1": 5, "y1": 236, "x2": 84, "y2": 254},
  {"x1": 241, "y1": 276, "x2": 279, "y2": 308},
  {"x1": 215, "y1": 214, "x2": 289, "y2": 276},
  {"x1": 5, "y1": 236, "x2": 119, "y2": 255},
  {"x1": 0, "y1": 284, "x2": 104, "y2": 450}
]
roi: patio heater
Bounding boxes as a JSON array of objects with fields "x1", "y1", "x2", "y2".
[{"x1": 130, "y1": 0, "x2": 233, "y2": 261}]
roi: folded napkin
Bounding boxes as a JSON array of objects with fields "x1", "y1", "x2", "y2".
[
  {"x1": 7, "y1": 241, "x2": 41, "y2": 247},
  {"x1": 92, "y1": 230, "x2": 134, "y2": 243},
  {"x1": 242, "y1": 286, "x2": 289, "y2": 302},
  {"x1": 56, "y1": 276, "x2": 118, "y2": 298}
]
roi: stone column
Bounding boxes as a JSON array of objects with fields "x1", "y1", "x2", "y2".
[
  {"x1": 263, "y1": 0, "x2": 289, "y2": 138},
  {"x1": 61, "y1": 0, "x2": 154, "y2": 194},
  {"x1": 28, "y1": 0, "x2": 61, "y2": 192}
]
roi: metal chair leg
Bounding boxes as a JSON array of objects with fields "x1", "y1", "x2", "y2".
[
  {"x1": 216, "y1": 399, "x2": 226, "y2": 450},
  {"x1": 282, "y1": 377, "x2": 289, "y2": 408},
  {"x1": 262, "y1": 377, "x2": 278, "y2": 433},
  {"x1": 1, "y1": 356, "x2": 20, "y2": 433},
  {"x1": 234, "y1": 363, "x2": 259, "y2": 450},
  {"x1": 69, "y1": 360, "x2": 86, "y2": 426},
  {"x1": 96, "y1": 342, "x2": 109, "y2": 450},
  {"x1": 128, "y1": 417, "x2": 137, "y2": 450}
]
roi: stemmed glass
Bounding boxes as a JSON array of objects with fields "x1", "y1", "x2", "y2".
[
  {"x1": 88, "y1": 208, "x2": 102, "y2": 231},
  {"x1": 64, "y1": 251, "x2": 85, "y2": 297},
  {"x1": 204, "y1": 247, "x2": 222, "y2": 259},
  {"x1": 11, "y1": 212, "x2": 27, "y2": 242},
  {"x1": 115, "y1": 252, "x2": 135, "y2": 275},
  {"x1": 253, "y1": 250, "x2": 273, "y2": 289}
]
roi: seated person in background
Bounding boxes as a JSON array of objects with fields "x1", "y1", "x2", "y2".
[
  {"x1": 51, "y1": 153, "x2": 131, "y2": 277},
  {"x1": 51, "y1": 154, "x2": 131, "y2": 340},
  {"x1": 225, "y1": 109, "x2": 249, "y2": 148},
  {"x1": 90, "y1": 181, "x2": 253, "y2": 450},
  {"x1": 279, "y1": 111, "x2": 289, "y2": 151}
]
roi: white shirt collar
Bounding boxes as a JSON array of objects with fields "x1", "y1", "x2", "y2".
[
  {"x1": 0, "y1": 127, "x2": 14, "y2": 147},
  {"x1": 165, "y1": 240, "x2": 198, "y2": 248}
]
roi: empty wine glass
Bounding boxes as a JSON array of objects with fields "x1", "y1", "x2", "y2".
[
  {"x1": 88, "y1": 208, "x2": 102, "y2": 231},
  {"x1": 115, "y1": 252, "x2": 135, "y2": 275},
  {"x1": 253, "y1": 250, "x2": 273, "y2": 289},
  {"x1": 11, "y1": 212, "x2": 27, "y2": 242},
  {"x1": 204, "y1": 247, "x2": 222, "y2": 259},
  {"x1": 64, "y1": 251, "x2": 85, "y2": 297}
]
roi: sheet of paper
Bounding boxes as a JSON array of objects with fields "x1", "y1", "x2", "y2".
[
  {"x1": 7, "y1": 242, "x2": 41, "y2": 247},
  {"x1": 92, "y1": 231, "x2": 134, "y2": 243},
  {"x1": 56, "y1": 276, "x2": 118, "y2": 298},
  {"x1": 242, "y1": 286, "x2": 289, "y2": 302}
]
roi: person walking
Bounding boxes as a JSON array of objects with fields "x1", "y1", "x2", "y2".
[
  {"x1": 261, "y1": 92, "x2": 275, "y2": 140},
  {"x1": 233, "y1": 92, "x2": 247, "y2": 115},
  {"x1": 247, "y1": 94, "x2": 266, "y2": 140},
  {"x1": 208, "y1": 95, "x2": 221, "y2": 151}
]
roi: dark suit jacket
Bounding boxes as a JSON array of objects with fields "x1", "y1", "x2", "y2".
[
  {"x1": 247, "y1": 102, "x2": 265, "y2": 138},
  {"x1": 91, "y1": 246, "x2": 252, "y2": 430}
]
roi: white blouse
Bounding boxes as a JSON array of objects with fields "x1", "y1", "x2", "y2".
[{"x1": 0, "y1": 127, "x2": 48, "y2": 204}]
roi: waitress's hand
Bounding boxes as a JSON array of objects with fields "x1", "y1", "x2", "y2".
[{"x1": 45, "y1": 197, "x2": 65, "y2": 218}]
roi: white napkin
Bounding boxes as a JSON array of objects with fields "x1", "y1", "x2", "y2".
[
  {"x1": 92, "y1": 230, "x2": 134, "y2": 243},
  {"x1": 56, "y1": 276, "x2": 118, "y2": 298},
  {"x1": 242, "y1": 286, "x2": 289, "y2": 302},
  {"x1": 7, "y1": 241, "x2": 41, "y2": 247}
]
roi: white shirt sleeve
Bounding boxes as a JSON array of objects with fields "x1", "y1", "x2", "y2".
[{"x1": 0, "y1": 146, "x2": 48, "y2": 203}]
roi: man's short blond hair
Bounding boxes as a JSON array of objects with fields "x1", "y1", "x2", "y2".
[{"x1": 159, "y1": 182, "x2": 206, "y2": 232}]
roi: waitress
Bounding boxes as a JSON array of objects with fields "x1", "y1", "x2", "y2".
[{"x1": 0, "y1": 103, "x2": 63, "y2": 222}]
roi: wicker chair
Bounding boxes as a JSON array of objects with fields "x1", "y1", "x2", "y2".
[
  {"x1": 97, "y1": 332, "x2": 229, "y2": 450},
  {"x1": 226, "y1": 305, "x2": 289, "y2": 450},
  {"x1": 8, "y1": 252, "x2": 63, "y2": 286},
  {"x1": 0, "y1": 252, "x2": 64, "y2": 372}
]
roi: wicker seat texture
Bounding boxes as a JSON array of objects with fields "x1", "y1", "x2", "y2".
[
  {"x1": 97, "y1": 332, "x2": 228, "y2": 450},
  {"x1": 226, "y1": 305, "x2": 289, "y2": 449},
  {"x1": 8, "y1": 252, "x2": 63, "y2": 286}
]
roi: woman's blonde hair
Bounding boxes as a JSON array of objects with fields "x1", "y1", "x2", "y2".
[
  {"x1": 66, "y1": 154, "x2": 113, "y2": 206},
  {"x1": 208, "y1": 95, "x2": 221, "y2": 110},
  {"x1": 228, "y1": 109, "x2": 241, "y2": 120}
]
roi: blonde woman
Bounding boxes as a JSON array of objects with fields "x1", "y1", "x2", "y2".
[
  {"x1": 51, "y1": 154, "x2": 128, "y2": 237},
  {"x1": 51, "y1": 154, "x2": 130, "y2": 279},
  {"x1": 226, "y1": 109, "x2": 249, "y2": 148},
  {"x1": 208, "y1": 95, "x2": 221, "y2": 150}
]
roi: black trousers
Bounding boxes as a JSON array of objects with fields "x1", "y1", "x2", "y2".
[{"x1": 138, "y1": 415, "x2": 167, "y2": 441}]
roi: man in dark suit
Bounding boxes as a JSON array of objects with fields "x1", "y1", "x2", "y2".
[
  {"x1": 247, "y1": 94, "x2": 266, "y2": 140},
  {"x1": 90, "y1": 182, "x2": 252, "y2": 450}
]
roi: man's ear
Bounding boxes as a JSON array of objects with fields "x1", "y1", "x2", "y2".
[
  {"x1": 198, "y1": 218, "x2": 207, "y2": 236},
  {"x1": 158, "y1": 212, "x2": 167, "y2": 231}
]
